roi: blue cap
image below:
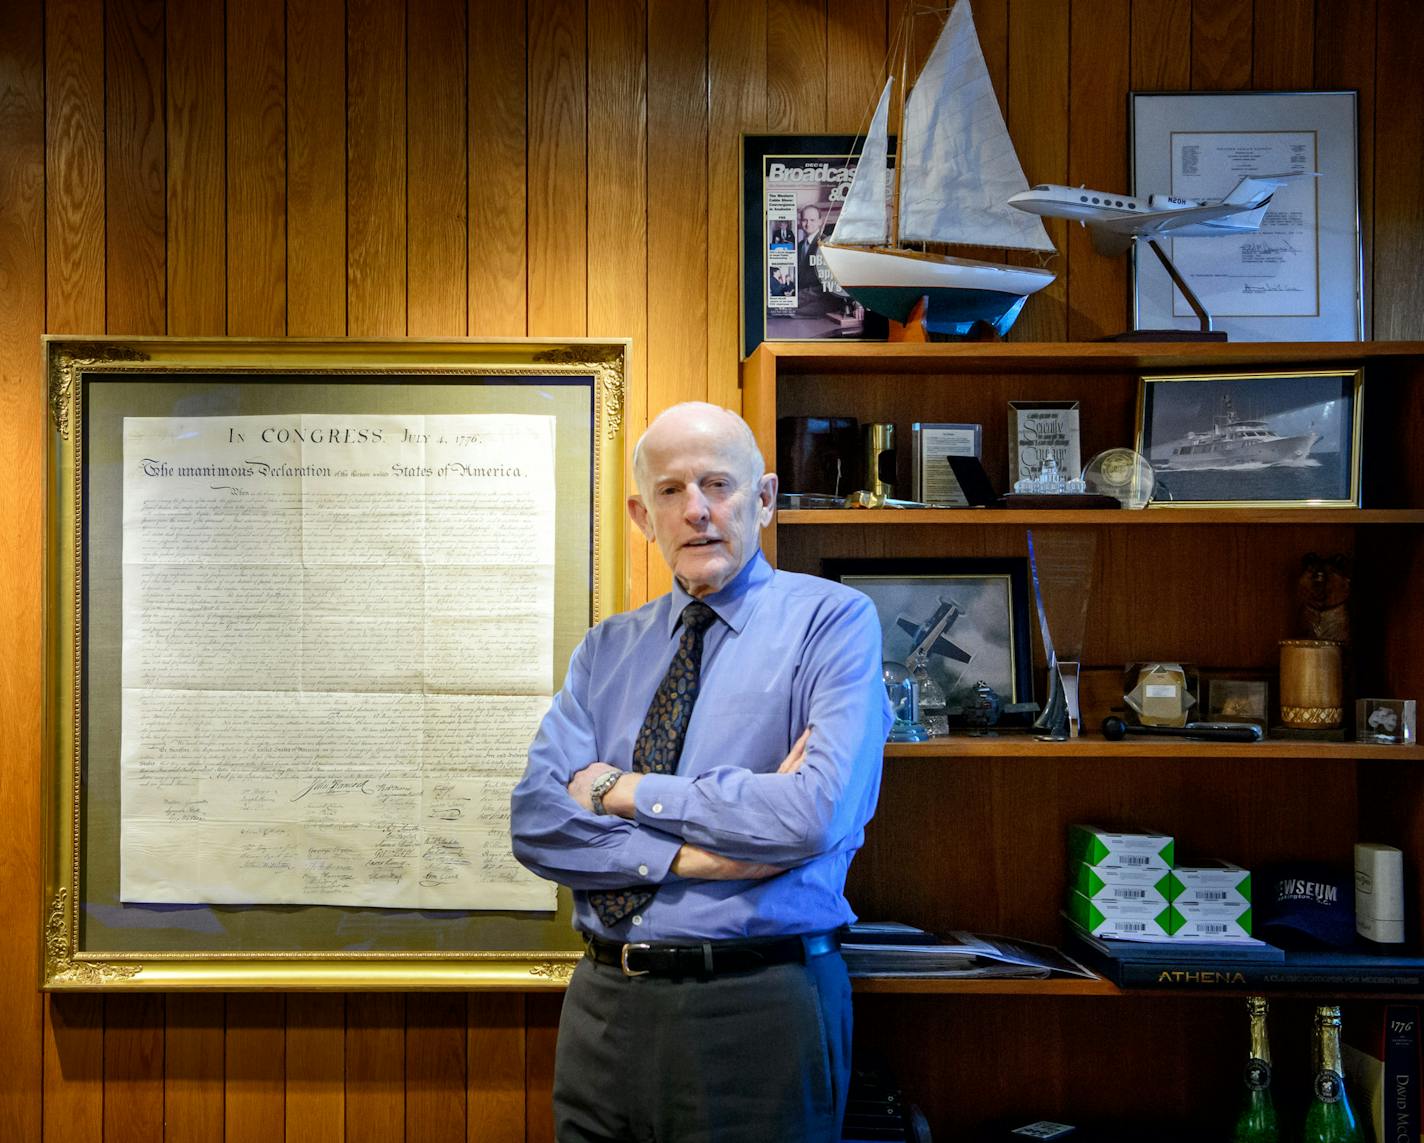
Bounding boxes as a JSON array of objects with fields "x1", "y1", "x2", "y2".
[{"x1": 1257, "y1": 864, "x2": 1355, "y2": 948}]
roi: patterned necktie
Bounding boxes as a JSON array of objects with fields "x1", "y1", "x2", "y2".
[{"x1": 588, "y1": 600, "x2": 718, "y2": 926}]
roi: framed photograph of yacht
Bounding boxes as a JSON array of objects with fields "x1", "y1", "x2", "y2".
[
  {"x1": 1135, "y1": 368, "x2": 1363, "y2": 509},
  {"x1": 740, "y1": 134, "x2": 893, "y2": 358},
  {"x1": 1129, "y1": 91, "x2": 1362, "y2": 341}
]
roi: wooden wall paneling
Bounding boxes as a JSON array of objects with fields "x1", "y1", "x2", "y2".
[
  {"x1": 1370, "y1": 0, "x2": 1423, "y2": 341},
  {"x1": 467, "y1": 994, "x2": 527, "y2": 1143},
  {"x1": 969, "y1": 0, "x2": 1008, "y2": 107},
  {"x1": 1190, "y1": 0, "x2": 1251, "y2": 90},
  {"x1": 227, "y1": 0, "x2": 287, "y2": 336},
  {"x1": 405, "y1": 996, "x2": 467, "y2": 1143},
  {"x1": 407, "y1": 0, "x2": 469, "y2": 337},
  {"x1": 348, "y1": 0, "x2": 409, "y2": 337},
  {"x1": 1129, "y1": 0, "x2": 1191, "y2": 91},
  {"x1": 165, "y1": 0, "x2": 225, "y2": 335},
  {"x1": 468, "y1": 0, "x2": 528, "y2": 336},
  {"x1": 586, "y1": 0, "x2": 649, "y2": 605},
  {"x1": 42, "y1": 998, "x2": 103, "y2": 1143},
  {"x1": 825, "y1": 0, "x2": 886, "y2": 133},
  {"x1": 1313, "y1": 0, "x2": 1374, "y2": 339},
  {"x1": 45, "y1": 0, "x2": 106, "y2": 333},
  {"x1": 106, "y1": 0, "x2": 168, "y2": 334},
  {"x1": 1066, "y1": 0, "x2": 1130, "y2": 340},
  {"x1": 645, "y1": 0, "x2": 710, "y2": 600},
  {"x1": 346, "y1": 994, "x2": 406, "y2": 1143},
  {"x1": 527, "y1": 0, "x2": 588, "y2": 336},
  {"x1": 524, "y1": 994, "x2": 562, "y2": 1143},
  {"x1": 165, "y1": 995, "x2": 225, "y2": 1143},
  {"x1": 0, "y1": 4, "x2": 45, "y2": 1139},
  {"x1": 287, "y1": 0, "x2": 348, "y2": 337},
  {"x1": 1007, "y1": 0, "x2": 1069, "y2": 341},
  {"x1": 226, "y1": 995, "x2": 286, "y2": 1143},
  {"x1": 707, "y1": 0, "x2": 766, "y2": 415},
  {"x1": 286, "y1": 994, "x2": 346, "y2": 1143},
  {"x1": 104, "y1": 995, "x2": 166, "y2": 1143},
  {"x1": 766, "y1": 0, "x2": 827, "y2": 133},
  {"x1": 1252, "y1": 0, "x2": 1313, "y2": 88}
]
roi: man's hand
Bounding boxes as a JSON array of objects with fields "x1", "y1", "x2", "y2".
[
  {"x1": 777, "y1": 726, "x2": 812, "y2": 773},
  {"x1": 567, "y1": 762, "x2": 642, "y2": 818},
  {"x1": 671, "y1": 843, "x2": 785, "y2": 881},
  {"x1": 566, "y1": 761, "x2": 619, "y2": 813}
]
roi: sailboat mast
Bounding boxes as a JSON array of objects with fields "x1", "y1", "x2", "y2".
[{"x1": 889, "y1": 3, "x2": 912, "y2": 247}]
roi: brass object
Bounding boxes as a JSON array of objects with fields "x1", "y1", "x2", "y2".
[
  {"x1": 862, "y1": 422, "x2": 896, "y2": 501},
  {"x1": 1279, "y1": 639, "x2": 1344, "y2": 728}
]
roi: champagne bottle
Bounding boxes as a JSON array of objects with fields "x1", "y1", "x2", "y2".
[
  {"x1": 1302, "y1": 1005, "x2": 1362, "y2": 1143},
  {"x1": 1231, "y1": 996, "x2": 1279, "y2": 1142}
]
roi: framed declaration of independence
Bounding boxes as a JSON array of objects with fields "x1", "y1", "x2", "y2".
[{"x1": 43, "y1": 336, "x2": 627, "y2": 991}]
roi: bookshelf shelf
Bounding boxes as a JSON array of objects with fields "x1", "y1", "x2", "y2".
[{"x1": 883, "y1": 735, "x2": 1424, "y2": 761}]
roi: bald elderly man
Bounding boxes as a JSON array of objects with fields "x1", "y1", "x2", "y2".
[{"x1": 511, "y1": 402, "x2": 892, "y2": 1143}]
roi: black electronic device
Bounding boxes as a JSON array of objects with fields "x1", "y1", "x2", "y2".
[{"x1": 1101, "y1": 716, "x2": 1263, "y2": 743}]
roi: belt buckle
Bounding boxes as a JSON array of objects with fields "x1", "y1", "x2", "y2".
[{"x1": 620, "y1": 942, "x2": 652, "y2": 977}]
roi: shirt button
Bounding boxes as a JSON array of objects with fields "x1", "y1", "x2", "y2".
[
  {"x1": 638, "y1": 864, "x2": 649, "y2": 877},
  {"x1": 631, "y1": 915, "x2": 643, "y2": 926},
  {"x1": 652, "y1": 803, "x2": 663, "y2": 814}
]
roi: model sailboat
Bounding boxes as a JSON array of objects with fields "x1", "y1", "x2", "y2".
[{"x1": 820, "y1": 0, "x2": 1057, "y2": 338}]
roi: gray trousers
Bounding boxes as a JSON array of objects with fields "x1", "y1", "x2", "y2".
[{"x1": 552, "y1": 946, "x2": 852, "y2": 1143}]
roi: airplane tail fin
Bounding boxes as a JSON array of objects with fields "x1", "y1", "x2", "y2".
[{"x1": 1221, "y1": 170, "x2": 1318, "y2": 207}]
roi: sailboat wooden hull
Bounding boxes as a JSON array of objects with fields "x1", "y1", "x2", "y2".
[{"x1": 819, "y1": 243, "x2": 1054, "y2": 337}]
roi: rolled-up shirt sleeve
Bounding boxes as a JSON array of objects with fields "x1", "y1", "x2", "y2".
[
  {"x1": 631, "y1": 593, "x2": 891, "y2": 866},
  {"x1": 510, "y1": 639, "x2": 682, "y2": 890}
]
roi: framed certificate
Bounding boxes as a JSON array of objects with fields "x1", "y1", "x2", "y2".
[
  {"x1": 43, "y1": 336, "x2": 627, "y2": 990},
  {"x1": 1130, "y1": 91, "x2": 1361, "y2": 341},
  {"x1": 911, "y1": 422, "x2": 982, "y2": 505}
]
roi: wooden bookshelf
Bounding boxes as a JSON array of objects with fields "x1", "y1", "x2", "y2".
[{"x1": 744, "y1": 340, "x2": 1424, "y2": 1131}]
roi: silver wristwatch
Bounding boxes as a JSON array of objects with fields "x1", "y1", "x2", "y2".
[{"x1": 589, "y1": 769, "x2": 625, "y2": 816}]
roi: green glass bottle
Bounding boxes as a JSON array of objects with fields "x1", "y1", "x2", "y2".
[
  {"x1": 1231, "y1": 996, "x2": 1279, "y2": 1143},
  {"x1": 1302, "y1": 1005, "x2": 1362, "y2": 1143}
]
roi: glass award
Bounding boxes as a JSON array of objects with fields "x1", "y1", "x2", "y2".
[
  {"x1": 883, "y1": 660, "x2": 930, "y2": 742},
  {"x1": 1082, "y1": 448, "x2": 1155, "y2": 509},
  {"x1": 910, "y1": 650, "x2": 948, "y2": 736}
]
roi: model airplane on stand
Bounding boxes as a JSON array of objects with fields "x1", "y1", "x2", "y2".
[{"x1": 1008, "y1": 172, "x2": 1316, "y2": 338}]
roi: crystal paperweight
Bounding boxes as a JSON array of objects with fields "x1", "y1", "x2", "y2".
[{"x1": 1082, "y1": 448, "x2": 1155, "y2": 508}]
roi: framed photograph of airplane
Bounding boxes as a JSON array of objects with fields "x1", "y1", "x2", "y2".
[
  {"x1": 1128, "y1": 90, "x2": 1361, "y2": 341},
  {"x1": 822, "y1": 557, "x2": 1033, "y2": 715},
  {"x1": 1135, "y1": 368, "x2": 1363, "y2": 509}
]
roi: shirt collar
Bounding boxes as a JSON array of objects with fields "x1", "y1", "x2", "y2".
[{"x1": 666, "y1": 550, "x2": 771, "y2": 637}]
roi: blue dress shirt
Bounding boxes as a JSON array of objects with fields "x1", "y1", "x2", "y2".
[{"x1": 510, "y1": 551, "x2": 893, "y2": 942}]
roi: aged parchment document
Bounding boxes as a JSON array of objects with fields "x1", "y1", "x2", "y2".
[{"x1": 120, "y1": 414, "x2": 557, "y2": 910}]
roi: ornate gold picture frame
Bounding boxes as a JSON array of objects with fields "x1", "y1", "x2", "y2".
[{"x1": 43, "y1": 336, "x2": 627, "y2": 990}]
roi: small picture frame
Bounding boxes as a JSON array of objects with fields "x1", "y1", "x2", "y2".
[
  {"x1": 911, "y1": 422, "x2": 982, "y2": 505},
  {"x1": 822, "y1": 557, "x2": 1033, "y2": 711},
  {"x1": 1355, "y1": 699, "x2": 1417, "y2": 745},
  {"x1": 1136, "y1": 368, "x2": 1362, "y2": 508},
  {"x1": 1200, "y1": 671, "x2": 1274, "y2": 728}
]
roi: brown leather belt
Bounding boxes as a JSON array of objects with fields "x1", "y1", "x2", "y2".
[{"x1": 582, "y1": 931, "x2": 839, "y2": 979}]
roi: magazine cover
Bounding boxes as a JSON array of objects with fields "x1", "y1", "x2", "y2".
[{"x1": 742, "y1": 135, "x2": 892, "y2": 358}]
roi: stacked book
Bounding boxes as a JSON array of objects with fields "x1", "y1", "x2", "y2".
[{"x1": 841, "y1": 922, "x2": 1094, "y2": 981}]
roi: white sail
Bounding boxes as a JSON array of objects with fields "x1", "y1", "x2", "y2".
[
  {"x1": 830, "y1": 78, "x2": 893, "y2": 246},
  {"x1": 899, "y1": 1, "x2": 1054, "y2": 252}
]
